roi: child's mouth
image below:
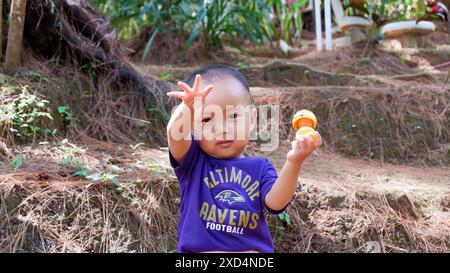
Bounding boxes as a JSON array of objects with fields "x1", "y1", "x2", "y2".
[{"x1": 216, "y1": 140, "x2": 233, "y2": 147}]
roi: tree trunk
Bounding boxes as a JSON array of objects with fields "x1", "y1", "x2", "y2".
[
  {"x1": 0, "y1": 0, "x2": 3, "y2": 61},
  {"x1": 3, "y1": 0, "x2": 27, "y2": 74}
]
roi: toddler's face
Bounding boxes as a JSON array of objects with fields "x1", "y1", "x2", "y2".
[{"x1": 192, "y1": 76, "x2": 256, "y2": 159}]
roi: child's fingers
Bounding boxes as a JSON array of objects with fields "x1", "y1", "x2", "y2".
[
  {"x1": 314, "y1": 131, "x2": 323, "y2": 147},
  {"x1": 177, "y1": 82, "x2": 192, "y2": 93},
  {"x1": 201, "y1": 85, "x2": 214, "y2": 97},
  {"x1": 295, "y1": 136, "x2": 307, "y2": 150},
  {"x1": 295, "y1": 135, "x2": 304, "y2": 143},
  {"x1": 295, "y1": 134, "x2": 315, "y2": 152},
  {"x1": 304, "y1": 135, "x2": 313, "y2": 145},
  {"x1": 167, "y1": 91, "x2": 185, "y2": 100},
  {"x1": 305, "y1": 135, "x2": 316, "y2": 151},
  {"x1": 292, "y1": 136, "x2": 302, "y2": 150},
  {"x1": 193, "y1": 74, "x2": 202, "y2": 92},
  {"x1": 291, "y1": 140, "x2": 298, "y2": 150}
]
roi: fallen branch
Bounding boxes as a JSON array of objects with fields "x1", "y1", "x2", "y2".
[{"x1": 433, "y1": 60, "x2": 450, "y2": 69}]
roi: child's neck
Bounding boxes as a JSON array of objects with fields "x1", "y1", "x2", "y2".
[{"x1": 235, "y1": 149, "x2": 246, "y2": 158}]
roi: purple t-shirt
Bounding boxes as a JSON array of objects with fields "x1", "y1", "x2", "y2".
[{"x1": 169, "y1": 136, "x2": 285, "y2": 253}]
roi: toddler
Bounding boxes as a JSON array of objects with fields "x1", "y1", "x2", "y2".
[{"x1": 167, "y1": 65, "x2": 321, "y2": 253}]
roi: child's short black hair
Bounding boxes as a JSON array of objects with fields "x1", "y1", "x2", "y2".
[{"x1": 184, "y1": 64, "x2": 250, "y2": 93}]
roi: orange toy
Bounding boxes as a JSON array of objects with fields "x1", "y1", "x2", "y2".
[{"x1": 292, "y1": 109, "x2": 318, "y2": 141}]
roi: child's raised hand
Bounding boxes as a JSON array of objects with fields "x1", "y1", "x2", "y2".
[
  {"x1": 167, "y1": 74, "x2": 214, "y2": 106},
  {"x1": 287, "y1": 131, "x2": 322, "y2": 164}
]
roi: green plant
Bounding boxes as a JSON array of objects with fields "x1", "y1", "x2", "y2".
[
  {"x1": 93, "y1": 0, "x2": 193, "y2": 37},
  {"x1": 61, "y1": 157, "x2": 120, "y2": 186},
  {"x1": 86, "y1": 172, "x2": 121, "y2": 186},
  {"x1": 61, "y1": 157, "x2": 88, "y2": 177},
  {"x1": 27, "y1": 70, "x2": 49, "y2": 82},
  {"x1": 91, "y1": 0, "x2": 310, "y2": 54},
  {"x1": 386, "y1": 0, "x2": 427, "y2": 20},
  {"x1": 130, "y1": 142, "x2": 145, "y2": 150},
  {"x1": 343, "y1": 0, "x2": 428, "y2": 27},
  {"x1": 50, "y1": 55, "x2": 61, "y2": 66},
  {"x1": 0, "y1": 73, "x2": 6, "y2": 84},
  {"x1": 58, "y1": 105, "x2": 79, "y2": 124},
  {"x1": 339, "y1": 0, "x2": 430, "y2": 44},
  {"x1": 304, "y1": 69, "x2": 311, "y2": 78},
  {"x1": 59, "y1": 141, "x2": 90, "y2": 177},
  {"x1": 59, "y1": 141, "x2": 120, "y2": 186},
  {"x1": 79, "y1": 90, "x2": 90, "y2": 98},
  {"x1": 278, "y1": 211, "x2": 292, "y2": 227},
  {"x1": 0, "y1": 85, "x2": 55, "y2": 142},
  {"x1": 147, "y1": 106, "x2": 171, "y2": 121},
  {"x1": 11, "y1": 155, "x2": 23, "y2": 169},
  {"x1": 361, "y1": 56, "x2": 371, "y2": 62},
  {"x1": 159, "y1": 73, "x2": 173, "y2": 81},
  {"x1": 261, "y1": 0, "x2": 308, "y2": 48},
  {"x1": 80, "y1": 62, "x2": 95, "y2": 72},
  {"x1": 138, "y1": 1, "x2": 195, "y2": 62},
  {"x1": 92, "y1": 0, "x2": 195, "y2": 62},
  {"x1": 185, "y1": 0, "x2": 267, "y2": 50},
  {"x1": 147, "y1": 165, "x2": 167, "y2": 177}
]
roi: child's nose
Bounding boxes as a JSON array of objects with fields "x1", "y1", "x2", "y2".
[{"x1": 215, "y1": 120, "x2": 232, "y2": 135}]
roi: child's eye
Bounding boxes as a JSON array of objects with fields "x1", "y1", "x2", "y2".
[{"x1": 202, "y1": 117, "x2": 212, "y2": 123}]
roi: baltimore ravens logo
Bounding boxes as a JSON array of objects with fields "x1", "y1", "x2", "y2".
[{"x1": 215, "y1": 190, "x2": 245, "y2": 205}]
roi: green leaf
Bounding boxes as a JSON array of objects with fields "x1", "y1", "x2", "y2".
[
  {"x1": 159, "y1": 73, "x2": 172, "y2": 81},
  {"x1": 361, "y1": 56, "x2": 371, "y2": 62},
  {"x1": 73, "y1": 169, "x2": 88, "y2": 177},
  {"x1": 0, "y1": 73, "x2": 6, "y2": 84},
  {"x1": 11, "y1": 156, "x2": 23, "y2": 169},
  {"x1": 131, "y1": 142, "x2": 145, "y2": 150},
  {"x1": 292, "y1": 0, "x2": 308, "y2": 10},
  {"x1": 141, "y1": 27, "x2": 159, "y2": 64},
  {"x1": 147, "y1": 107, "x2": 170, "y2": 121},
  {"x1": 50, "y1": 55, "x2": 61, "y2": 65},
  {"x1": 184, "y1": 27, "x2": 201, "y2": 49},
  {"x1": 279, "y1": 39, "x2": 289, "y2": 55},
  {"x1": 86, "y1": 172, "x2": 103, "y2": 181},
  {"x1": 110, "y1": 177, "x2": 120, "y2": 187},
  {"x1": 28, "y1": 71, "x2": 49, "y2": 82},
  {"x1": 80, "y1": 90, "x2": 90, "y2": 97},
  {"x1": 62, "y1": 157, "x2": 78, "y2": 164},
  {"x1": 184, "y1": 3, "x2": 207, "y2": 49},
  {"x1": 278, "y1": 211, "x2": 292, "y2": 226},
  {"x1": 58, "y1": 106, "x2": 68, "y2": 114}
]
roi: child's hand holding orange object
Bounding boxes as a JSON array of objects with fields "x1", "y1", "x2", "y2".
[{"x1": 287, "y1": 109, "x2": 322, "y2": 164}]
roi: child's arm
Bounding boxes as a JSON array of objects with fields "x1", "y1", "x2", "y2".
[
  {"x1": 264, "y1": 133, "x2": 322, "y2": 211},
  {"x1": 167, "y1": 75, "x2": 213, "y2": 163}
]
